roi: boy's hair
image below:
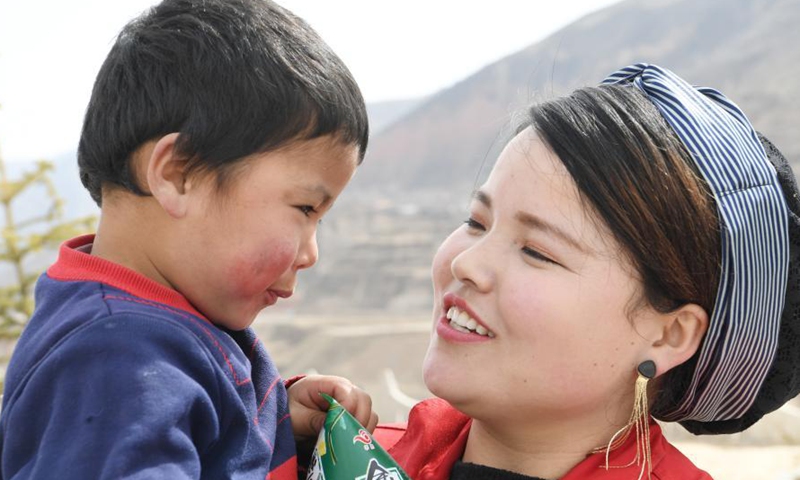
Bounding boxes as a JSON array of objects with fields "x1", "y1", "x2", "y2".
[{"x1": 78, "y1": 0, "x2": 368, "y2": 206}]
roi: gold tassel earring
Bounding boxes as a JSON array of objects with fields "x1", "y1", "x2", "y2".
[{"x1": 594, "y1": 360, "x2": 656, "y2": 480}]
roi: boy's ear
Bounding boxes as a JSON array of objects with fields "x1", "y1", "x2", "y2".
[
  {"x1": 145, "y1": 133, "x2": 191, "y2": 218},
  {"x1": 648, "y1": 303, "x2": 709, "y2": 377}
]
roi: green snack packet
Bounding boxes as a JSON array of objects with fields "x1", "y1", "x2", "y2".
[{"x1": 306, "y1": 394, "x2": 410, "y2": 480}]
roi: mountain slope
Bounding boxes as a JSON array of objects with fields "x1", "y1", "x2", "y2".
[{"x1": 354, "y1": 0, "x2": 800, "y2": 195}]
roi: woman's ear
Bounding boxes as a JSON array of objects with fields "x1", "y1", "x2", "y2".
[
  {"x1": 144, "y1": 133, "x2": 190, "y2": 219},
  {"x1": 649, "y1": 303, "x2": 709, "y2": 376}
]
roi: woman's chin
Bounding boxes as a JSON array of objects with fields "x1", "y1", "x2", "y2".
[{"x1": 423, "y1": 353, "x2": 473, "y2": 406}]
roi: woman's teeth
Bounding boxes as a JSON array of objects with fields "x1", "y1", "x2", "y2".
[{"x1": 446, "y1": 306, "x2": 495, "y2": 337}]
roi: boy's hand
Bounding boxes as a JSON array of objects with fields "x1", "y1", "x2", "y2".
[{"x1": 287, "y1": 374, "x2": 379, "y2": 440}]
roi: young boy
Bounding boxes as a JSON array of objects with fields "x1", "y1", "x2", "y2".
[{"x1": 0, "y1": 0, "x2": 376, "y2": 478}]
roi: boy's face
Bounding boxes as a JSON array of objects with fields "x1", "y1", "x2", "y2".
[{"x1": 165, "y1": 135, "x2": 359, "y2": 330}]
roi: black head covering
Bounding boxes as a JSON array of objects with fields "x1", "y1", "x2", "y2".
[{"x1": 681, "y1": 133, "x2": 800, "y2": 434}]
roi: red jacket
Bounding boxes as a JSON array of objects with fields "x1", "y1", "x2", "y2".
[{"x1": 374, "y1": 398, "x2": 712, "y2": 480}]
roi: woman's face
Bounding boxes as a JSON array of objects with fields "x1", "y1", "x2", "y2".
[{"x1": 423, "y1": 128, "x2": 663, "y2": 426}]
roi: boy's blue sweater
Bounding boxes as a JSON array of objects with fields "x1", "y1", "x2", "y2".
[{"x1": 0, "y1": 235, "x2": 297, "y2": 479}]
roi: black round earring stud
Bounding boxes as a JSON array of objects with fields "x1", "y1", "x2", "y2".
[{"x1": 638, "y1": 360, "x2": 656, "y2": 379}]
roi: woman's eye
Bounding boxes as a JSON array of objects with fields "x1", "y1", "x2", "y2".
[
  {"x1": 464, "y1": 218, "x2": 486, "y2": 231},
  {"x1": 522, "y1": 246, "x2": 557, "y2": 265},
  {"x1": 297, "y1": 205, "x2": 317, "y2": 217}
]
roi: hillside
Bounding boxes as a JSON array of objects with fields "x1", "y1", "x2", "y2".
[
  {"x1": 366, "y1": 97, "x2": 426, "y2": 135},
  {"x1": 289, "y1": 0, "x2": 800, "y2": 315},
  {"x1": 18, "y1": 0, "x2": 798, "y2": 317},
  {"x1": 353, "y1": 0, "x2": 800, "y2": 196}
]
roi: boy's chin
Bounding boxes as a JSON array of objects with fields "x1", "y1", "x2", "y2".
[{"x1": 207, "y1": 310, "x2": 258, "y2": 331}]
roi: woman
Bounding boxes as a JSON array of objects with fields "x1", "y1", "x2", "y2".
[{"x1": 374, "y1": 64, "x2": 800, "y2": 479}]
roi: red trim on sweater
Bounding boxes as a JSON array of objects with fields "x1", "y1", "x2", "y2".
[
  {"x1": 266, "y1": 455, "x2": 298, "y2": 479},
  {"x1": 47, "y1": 235, "x2": 206, "y2": 320},
  {"x1": 284, "y1": 375, "x2": 306, "y2": 390}
]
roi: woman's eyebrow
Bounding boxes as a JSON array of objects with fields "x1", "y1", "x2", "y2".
[
  {"x1": 514, "y1": 211, "x2": 588, "y2": 254},
  {"x1": 473, "y1": 189, "x2": 589, "y2": 254},
  {"x1": 473, "y1": 190, "x2": 492, "y2": 208}
]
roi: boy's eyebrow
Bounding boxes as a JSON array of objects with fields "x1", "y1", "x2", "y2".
[
  {"x1": 301, "y1": 185, "x2": 333, "y2": 205},
  {"x1": 472, "y1": 189, "x2": 588, "y2": 254}
]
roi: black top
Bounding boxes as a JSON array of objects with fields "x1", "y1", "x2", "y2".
[{"x1": 450, "y1": 461, "x2": 549, "y2": 480}]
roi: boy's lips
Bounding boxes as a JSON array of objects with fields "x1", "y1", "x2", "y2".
[
  {"x1": 264, "y1": 288, "x2": 293, "y2": 306},
  {"x1": 269, "y1": 289, "x2": 293, "y2": 298}
]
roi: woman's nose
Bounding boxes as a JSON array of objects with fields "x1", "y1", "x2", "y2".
[{"x1": 450, "y1": 239, "x2": 495, "y2": 293}]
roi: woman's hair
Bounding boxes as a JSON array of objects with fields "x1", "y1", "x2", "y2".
[{"x1": 522, "y1": 84, "x2": 721, "y2": 416}]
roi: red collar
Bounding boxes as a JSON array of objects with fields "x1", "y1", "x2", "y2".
[
  {"x1": 379, "y1": 398, "x2": 705, "y2": 480},
  {"x1": 47, "y1": 234, "x2": 205, "y2": 320}
]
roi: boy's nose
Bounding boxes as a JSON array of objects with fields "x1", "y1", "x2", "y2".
[
  {"x1": 295, "y1": 231, "x2": 319, "y2": 270},
  {"x1": 450, "y1": 239, "x2": 494, "y2": 293}
]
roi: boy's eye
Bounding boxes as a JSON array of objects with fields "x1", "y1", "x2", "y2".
[
  {"x1": 464, "y1": 218, "x2": 486, "y2": 231},
  {"x1": 297, "y1": 205, "x2": 317, "y2": 217},
  {"x1": 522, "y1": 246, "x2": 558, "y2": 265}
]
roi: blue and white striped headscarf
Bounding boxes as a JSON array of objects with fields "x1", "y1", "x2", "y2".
[{"x1": 603, "y1": 64, "x2": 790, "y2": 423}]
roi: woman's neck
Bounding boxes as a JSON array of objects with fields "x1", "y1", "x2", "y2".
[{"x1": 462, "y1": 414, "x2": 624, "y2": 479}]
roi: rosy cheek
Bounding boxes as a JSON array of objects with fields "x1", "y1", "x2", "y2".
[{"x1": 228, "y1": 241, "x2": 297, "y2": 294}]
